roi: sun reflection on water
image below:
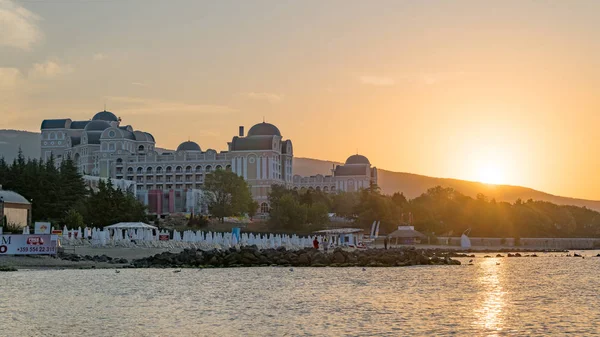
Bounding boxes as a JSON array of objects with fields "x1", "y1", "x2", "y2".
[{"x1": 473, "y1": 259, "x2": 507, "y2": 336}]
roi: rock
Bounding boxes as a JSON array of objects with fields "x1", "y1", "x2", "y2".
[
  {"x1": 297, "y1": 253, "x2": 310, "y2": 266},
  {"x1": 496, "y1": 254, "x2": 504, "y2": 257},
  {"x1": 514, "y1": 253, "x2": 522, "y2": 257},
  {"x1": 332, "y1": 251, "x2": 346, "y2": 264},
  {"x1": 507, "y1": 253, "x2": 515, "y2": 257}
]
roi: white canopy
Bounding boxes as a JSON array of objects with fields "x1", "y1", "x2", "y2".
[
  {"x1": 105, "y1": 222, "x2": 158, "y2": 230},
  {"x1": 314, "y1": 228, "x2": 363, "y2": 234}
]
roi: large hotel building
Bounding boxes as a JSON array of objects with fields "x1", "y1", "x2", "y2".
[{"x1": 41, "y1": 111, "x2": 377, "y2": 215}]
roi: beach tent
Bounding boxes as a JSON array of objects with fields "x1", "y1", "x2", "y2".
[{"x1": 388, "y1": 226, "x2": 427, "y2": 246}]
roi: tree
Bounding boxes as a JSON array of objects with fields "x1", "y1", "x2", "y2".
[
  {"x1": 81, "y1": 179, "x2": 147, "y2": 227},
  {"x1": 63, "y1": 209, "x2": 84, "y2": 229},
  {"x1": 268, "y1": 193, "x2": 307, "y2": 230},
  {"x1": 307, "y1": 202, "x2": 329, "y2": 225},
  {"x1": 203, "y1": 170, "x2": 253, "y2": 222}
]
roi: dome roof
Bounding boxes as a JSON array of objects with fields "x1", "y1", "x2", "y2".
[
  {"x1": 92, "y1": 110, "x2": 119, "y2": 122},
  {"x1": 0, "y1": 189, "x2": 30, "y2": 205},
  {"x1": 84, "y1": 120, "x2": 111, "y2": 131},
  {"x1": 247, "y1": 122, "x2": 281, "y2": 137},
  {"x1": 345, "y1": 154, "x2": 370, "y2": 165},
  {"x1": 177, "y1": 141, "x2": 201, "y2": 152}
]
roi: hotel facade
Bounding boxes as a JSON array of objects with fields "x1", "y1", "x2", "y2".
[{"x1": 41, "y1": 111, "x2": 377, "y2": 215}]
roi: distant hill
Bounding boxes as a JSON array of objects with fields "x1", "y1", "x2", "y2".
[
  {"x1": 293, "y1": 157, "x2": 600, "y2": 211},
  {"x1": 0, "y1": 130, "x2": 41, "y2": 161},
  {"x1": 2, "y1": 129, "x2": 600, "y2": 210}
]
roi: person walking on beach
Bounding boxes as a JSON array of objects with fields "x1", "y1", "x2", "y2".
[
  {"x1": 313, "y1": 237, "x2": 319, "y2": 249},
  {"x1": 323, "y1": 237, "x2": 328, "y2": 253}
]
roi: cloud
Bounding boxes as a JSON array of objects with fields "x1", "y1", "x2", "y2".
[
  {"x1": 92, "y1": 53, "x2": 107, "y2": 61},
  {"x1": 28, "y1": 60, "x2": 73, "y2": 78},
  {"x1": 359, "y1": 75, "x2": 395, "y2": 86},
  {"x1": 0, "y1": 0, "x2": 42, "y2": 50},
  {"x1": 105, "y1": 96, "x2": 236, "y2": 116},
  {"x1": 239, "y1": 92, "x2": 283, "y2": 103}
]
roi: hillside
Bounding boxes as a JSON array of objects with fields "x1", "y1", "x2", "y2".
[
  {"x1": 293, "y1": 157, "x2": 600, "y2": 211},
  {"x1": 0, "y1": 130, "x2": 41, "y2": 161},
  {"x1": 2, "y1": 129, "x2": 600, "y2": 210}
]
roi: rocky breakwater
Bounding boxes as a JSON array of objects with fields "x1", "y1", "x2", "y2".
[
  {"x1": 59, "y1": 252, "x2": 129, "y2": 264},
  {"x1": 132, "y1": 246, "x2": 461, "y2": 268}
]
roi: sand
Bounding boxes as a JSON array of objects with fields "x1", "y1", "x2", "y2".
[{"x1": 0, "y1": 246, "x2": 182, "y2": 270}]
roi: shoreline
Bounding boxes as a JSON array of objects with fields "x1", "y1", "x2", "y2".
[{"x1": 1, "y1": 245, "x2": 594, "y2": 271}]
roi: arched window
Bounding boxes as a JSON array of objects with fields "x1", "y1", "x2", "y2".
[
  {"x1": 205, "y1": 165, "x2": 212, "y2": 172},
  {"x1": 215, "y1": 165, "x2": 223, "y2": 171},
  {"x1": 146, "y1": 167, "x2": 153, "y2": 174},
  {"x1": 127, "y1": 167, "x2": 134, "y2": 173},
  {"x1": 156, "y1": 167, "x2": 163, "y2": 174},
  {"x1": 136, "y1": 167, "x2": 143, "y2": 175},
  {"x1": 166, "y1": 166, "x2": 172, "y2": 173},
  {"x1": 260, "y1": 202, "x2": 269, "y2": 213},
  {"x1": 195, "y1": 165, "x2": 202, "y2": 173},
  {"x1": 138, "y1": 145, "x2": 145, "y2": 152},
  {"x1": 185, "y1": 166, "x2": 192, "y2": 173},
  {"x1": 116, "y1": 158, "x2": 123, "y2": 165},
  {"x1": 225, "y1": 165, "x2": 232, "y2": 171},
  {"x1": 323, "y1": 186, "x2": 329, "y2": 192},
  {"x1": 109, "y1": 143, "x2": 115, "y2": 151},
  {"x1": 316, "y1": 186, "x2": 321, "y2": 192},
  {"x1": 175, "y1": 166, "x2": 183, "y2": 173}
]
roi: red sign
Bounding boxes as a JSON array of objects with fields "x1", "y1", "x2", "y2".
[
  {"x1": 159, "y1": 234, "x2": 169, "y2": 241},
  {"x1": 27, "y1": 236, "x2": 45, "y2": 245}
]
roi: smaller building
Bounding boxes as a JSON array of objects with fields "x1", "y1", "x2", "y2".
[{"x1": 0, "y1": 185, "x2": 32, "y2": 228}]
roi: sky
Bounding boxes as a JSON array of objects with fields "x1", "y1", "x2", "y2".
[{"x1": 1, "y1": 0, "x2": 600, "y2": 199}]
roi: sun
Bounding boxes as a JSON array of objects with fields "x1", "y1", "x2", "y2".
[{"x1": 475, "y1": 161, "x2": 505, "y2": 185}]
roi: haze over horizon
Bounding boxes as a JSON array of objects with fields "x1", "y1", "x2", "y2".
[{"x1": 2, "y1": 0, "x2": 600, "y2": 199}]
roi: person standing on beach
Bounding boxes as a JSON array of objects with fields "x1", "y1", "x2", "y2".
[
  {"x1": 384, "y1": 236, "x2": 389, "y2": 250},
  {"x1": 313, "y1": 237, "x2": 319, "y2": 249},
  {"x1": 323, "y1": 237, "x2": 328, "y2": 253}
]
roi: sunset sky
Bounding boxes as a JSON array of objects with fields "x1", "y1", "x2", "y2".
[{"x1": 2, "y1": 0, "x2": 600, "y2": 199}]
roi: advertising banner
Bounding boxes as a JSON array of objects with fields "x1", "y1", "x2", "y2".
[
  {"x1": 35, "y1": 222, "x2": 51, "y2": 234},
  {"x1": 0, "y1": 235, "x2": 57, "y2": 255}
]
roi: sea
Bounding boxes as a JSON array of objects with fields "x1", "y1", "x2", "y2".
[{"x1": 1, "y1": 251, "x2": 600, "y2": 336}]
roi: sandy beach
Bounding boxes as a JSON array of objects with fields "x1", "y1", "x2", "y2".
[{"x1": 0, "y1": 246, "x2": 182, "y2": 269}]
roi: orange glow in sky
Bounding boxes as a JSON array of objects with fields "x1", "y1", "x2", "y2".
[{"x1": 2, "y1": 1, "x2": 600, "y2": 199}]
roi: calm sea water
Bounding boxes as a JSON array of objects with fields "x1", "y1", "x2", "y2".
[{"x1": 2, "y1": 251, "x2": 600, "y2": 336}]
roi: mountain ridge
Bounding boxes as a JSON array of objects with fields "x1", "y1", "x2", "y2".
[{"x1": 2, "y1": 129, "x2": 599, "y2": 210}]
